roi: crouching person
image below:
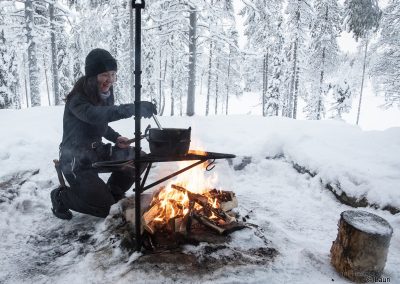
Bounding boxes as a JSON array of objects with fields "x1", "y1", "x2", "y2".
[{"x1": 51, "y1": 48, "x2": 156, "y2": 220}]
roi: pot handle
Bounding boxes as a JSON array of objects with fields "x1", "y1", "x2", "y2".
[{"x1": 144, "y1": 124, "x2": 151, "y2": 140}]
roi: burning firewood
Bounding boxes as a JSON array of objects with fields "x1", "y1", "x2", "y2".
[
  {"x1": 171, "y1": 184, "x2": 236, "y2": 224},
  {"x1": 208, "y1": 189, "x2": 238, "y2": 212},
  {"x1": 192, "y1": 212, "x2": 226, "y2": 235},
  {"x1": 141, "y1": 182, "x2": 239, "y2": 237}
]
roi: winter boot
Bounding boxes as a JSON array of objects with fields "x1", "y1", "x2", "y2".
[{"x1": 51, "y1": 186, "x2": 73, "y2": 220}]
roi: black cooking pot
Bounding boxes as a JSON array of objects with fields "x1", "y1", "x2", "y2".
[{"x1": 145, "y1": 126, "x2": 191, "y2": 156}]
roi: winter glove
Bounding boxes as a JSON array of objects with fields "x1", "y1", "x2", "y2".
[
  {"x1": 118, "y1": 101, "x2": 157, "y2": 119},
  {"x1": 139, "y1": 101, "x2": 157, "y2": 118}
]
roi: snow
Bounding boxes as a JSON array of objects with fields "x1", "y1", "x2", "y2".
[
  {"x1": 0, "y1": 106, "x2": 399, "y2": 283},
  {"x1": 342, "y1": 210, "x2": 393, "y2": 236}
]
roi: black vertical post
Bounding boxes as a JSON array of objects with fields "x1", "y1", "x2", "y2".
[{"x1": 132, "y1": 0, "x2": 145, "y2": 252}]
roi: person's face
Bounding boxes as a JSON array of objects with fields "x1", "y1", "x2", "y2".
[{"x1": 97, "y1": 71, "x2": 117, "y2": 93}]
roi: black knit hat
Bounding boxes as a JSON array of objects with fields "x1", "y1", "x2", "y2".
[{"x1": 85, "y1": 48, "x2": 117, "y2": 77}]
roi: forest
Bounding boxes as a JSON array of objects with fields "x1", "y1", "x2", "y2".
[{"x1": 0, "y1": 0, "x2": 398, "y2": 122}]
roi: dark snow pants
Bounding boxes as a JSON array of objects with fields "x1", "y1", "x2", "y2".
[{"x1": 59, "y1": 147, "x2": 144, "y2": 218}]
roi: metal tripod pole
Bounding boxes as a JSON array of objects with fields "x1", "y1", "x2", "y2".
[{"x1": 132, "y1": 0, "x2": 145, "y2": 252}]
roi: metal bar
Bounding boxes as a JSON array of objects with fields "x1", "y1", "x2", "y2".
[
  {"x1": 141, "y1": 159, "x2": 206, "y2": 192},
  {"x1": 140, "y1": 162, "x2": 152, "y2": 189},
  {"x1": 133, "y1": 0, "x2": 145, "y2": 252},
  {"x1": 152, "y1": 114, "x2": 163, "y2": 130}
]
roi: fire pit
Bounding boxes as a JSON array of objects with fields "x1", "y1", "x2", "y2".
[
  {"x1": 141, "y1": 182, "x2": 245, "y2": 250},
  {"x1": 97, "y1": 151, "x2": 279, "y2": 272},
  {"x1": 93, "y1": 150, "x2": 238, "y2": 250}
]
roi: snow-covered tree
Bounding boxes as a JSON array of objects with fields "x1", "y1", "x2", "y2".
[
  {"x1": 370, "y1": 0, "x2": 400, "y2": 107},
  {"x1": 201, "y1": 0, "x2": 241, "y2": 115},
  {"x1": 24, "y1": 0, "x2": 41, "y2": 106},
  {"x1": 240, "y1": 0, "x2": 283, "y2": 116},
  {"x1": 305, "y1": 0, "x2": 341, "y2": 120},
  {"x1": 0, "y1": 4, "x2": 20, "y2": 109},
  {"x1": 283, "y1": 0, "x2": 314, "y2": 119},
  {"x1": 0, "y1": 29, "x2": 17, "y2": 109},
  {"x1": 265, "y1": 16, "x2": 285, "y2": 116},
  {"x1": 343, "y1": 0, "x2": 381, "y2": 124}
]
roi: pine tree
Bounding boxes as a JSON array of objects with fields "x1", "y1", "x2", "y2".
[
  {"x1": 266, "y1": 16, "x2": 285, "y2": 116},
  {"x1": 284, "y1": 0, "x2": 314, "y2": 119},
  {"x1": 370, "y1": 0, "x2": 400, "y2": 107},
  {"x1": 305, "y1": 0, "x2": 341, "y2": 120},
  {"x1": 240, "y1": 0, "x2": 283, "y2": 116},
  {"x1": 24, "y1": 0, "x2": 41, "y2": 106},
  {"x1": 0, "y1": 29, "x2": 15, "y2": 109},
  {"x1": 0, "y1": 6, "x2": 17, "y2": 109}
]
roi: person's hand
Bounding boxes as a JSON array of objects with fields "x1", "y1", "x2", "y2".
[
  {"x1": 118, "y1": 102, "x2": 157, "y2": 119},
  {"x1": 116, "y1": 136, "x2": 131, "y2": 149},
  {"x1": 118, "y1": 104, "x2": 135, "y2": 118},
  {"x1": 139, "y1": 101, "x2": 157, "y2": 118}
]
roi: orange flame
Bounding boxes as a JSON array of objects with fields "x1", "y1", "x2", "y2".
[{"x1": 150, "y1": 144, "x2": 221, "y2": 223}]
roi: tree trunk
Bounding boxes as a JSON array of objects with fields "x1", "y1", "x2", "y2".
[
  {"x1": 265, "y1": 53, "x2": 269, "y2": 116},
  {"x1": 186, "y1": 5, "x2": 197, "y2": 116},
  {"x1": 356, "y1": 40, "x2": 368, "y2": 125},
  {"x1": 293, "y1": 72, "x2": 299, "y2": 119},
  {"x1": 289, "y1": 39, "x2": 298, "y2": 118},
  {"x1": 160, "y1": 58, "x2": 167, "y2": 115},
  {"x1": 206, "y1": 41, "x2": 213, "y2": 116},
  {"x1": 159, "y1": 48, "x2": 162, "y2": 112},
  {"x1": 49, "y1": 2, "x2": 60, "y2": 105},
  {"x1": 214, "y1": 57, "x2": 219, "y2": 115},
  {"x1": 43, "y1": 54, "x2": 51, "y2": 105},
  {"x1": 199, "y1": 71, "x2": 203, "y2": 97},
  {"x1": 25, "y1": 0, "x2": 40, "y2": 107},
  {"x1": 23, "y1": 53, "x2": 29, "y2": 107},
  {"x1": 317, "y1": 47, "x2": 326, "y2": 120},
  {"x1": 225, "y1": 53, "x2": 231, "y2": 115},
  {"x1": 262, "y1": 54, "x2": 266, "y2": 116},
  {"x1": 179, "y1": 93, "x2": 182, "y2": 116},
  {"x1": 170, "y1": 54, "x2": 175, "y2": 116},
  {"x1": 331, "y1": 210, "x2": 393, "y2": 282}
]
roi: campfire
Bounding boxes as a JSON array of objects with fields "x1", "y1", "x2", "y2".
[{"x1": 142, "y1": 150, "x2": 242, "y2": 239}]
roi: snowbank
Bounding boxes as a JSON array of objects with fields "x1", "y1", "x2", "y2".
[{"x1": 0, "y1": 107, "x2": 399, "y2": 283}]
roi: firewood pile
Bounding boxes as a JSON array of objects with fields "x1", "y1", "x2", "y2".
[{"x1": 141, "y1": 184, "x2": 245, "y2": 248}]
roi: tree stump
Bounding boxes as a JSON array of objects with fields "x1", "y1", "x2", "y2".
[{"x1": 330, "y1": 210, "x2": 393, "y2": 282}]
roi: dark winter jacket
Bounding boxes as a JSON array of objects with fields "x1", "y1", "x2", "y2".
[{"x1": 60, "y1": 92, "x2": 133, "y2": 170}]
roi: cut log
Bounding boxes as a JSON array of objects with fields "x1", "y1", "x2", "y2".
[{"x1": 330, "y1": 210, "x2": 393, "y2": 282}]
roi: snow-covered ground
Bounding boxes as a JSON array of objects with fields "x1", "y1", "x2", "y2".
[{"x1": 0, "y1": 106, "x2": 399, "y2": 283}]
